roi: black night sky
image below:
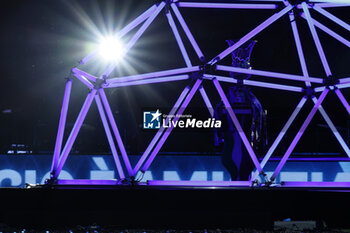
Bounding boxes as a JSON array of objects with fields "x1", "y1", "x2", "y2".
[{"x1": 1, "y1": 0, "x2": 350, "y2": 156}]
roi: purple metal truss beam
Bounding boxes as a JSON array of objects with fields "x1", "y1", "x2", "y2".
[
  {"x1": 315, "y1": 3, "x2": 350, "y2": 7},
  {"x1": 177, "y1": 2, "x2": 278, "y2": 9},
  {"x1": 141, "y1": 79, "x2": 203, "y2": 172},
  {"x1": 51, "y1": 79, "x2": 72, "y2": 173},
  {"x1": 314, "y1": 6, "x2": 350, "y2": 31},
  {"x1": 216, "y1": 65, "x2": 323, "y2": 83},
  {"x1": 54, "y1": 89, "x2": 97, "y2": 178},
  {"x1": 99, "y1": 89, "x2": 133, "y2": 176},
  {"x1": 166, "y1": 11, "x2": 192, "y2": 67},
  {"x1": 302, "y1": 3, "x2": 332, "y2": 77},
  {"x1": 147, "y1": 180, "x2": 252, "y2": 187},
  {"x1": 312, "y1": 96, "x2": 350, "y2": 158},
  {"x1": 213, "y1": 78, "x2": 263, "y2": 174},
  {"x1": 57, "y1": 179, "x2": 120, "y2": 185},
  {"x1": 288, "y1": 11, "x2": 311, "y2": 87},
  {"x1": 300, "y1": 13, "x2": 350, "y2": 48},
  {"x1": 270, "y1": 89, "x2": 329, "y2": 181},
  {"x1": 309, "y1": 0, "x2": 350, "y2": 4},
  {"x1": 107, "y1": 75, "x2": 190, "y2": 88},
  {"x1": 171, "y1": 3, "x2": 205, "y2": 61},
  {"x1": 199, "y1": 86, "x2": 214, "y2": 117},
  {"x1": 102, "y1": 2, "x2": 166, "y2": 78},
  {"x1": 337, "y1": 83, "x2": 350, "y2": 89},
  {"x1": 335, "y1": 88, "x2": 350, "y2": 115},
  {"x1": 204, "y1": 74, "x2": 303, "y2": 92},
  {"x1": 251, "y1": 96, "x2": 307, "y2": 181},
  {"x1": 209, "y1": 4, "x2": 293, "y2": 65},
  {"x1": 72, "y1": 74, "x2": 94, "y2": 89},
  {"x1": 106, "y1": 66, "x2": 199, "y2": 85},
  {"x1": 95, "y1": 94, "x2": 125, "y2": 179},
  {"x1": 339, "y1": 77, "x2": 350, "y2": 84},
  {"x1": 72, "y1": 68, "x2": 97, "y2": 83},
  {"x1": 132, "y1": 86, "x2": 191, "y2": 175},
  {"x1": 79, "y1": 5, "x2": 157, "y2": 65},
  {"x1": 282, "y1": 181, "x2": 350, "y2": 188}
]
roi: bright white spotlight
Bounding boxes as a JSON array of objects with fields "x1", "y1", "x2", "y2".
[{"x1": 98, "y1": 36, "x2": 125, "y2": 62}]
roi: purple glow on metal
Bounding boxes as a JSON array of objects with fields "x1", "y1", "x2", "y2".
[
  {"x1": 199, "y1": 86, "x2": 214, "y2": 117},
  {"x1": 72, "y1": 68, "x2": 97, "y2": 82},
  {"x1": 117, "y1": 5, "x2": 157, "y2": 38},
  {"x1": 314, "y1": 6, "x2": 350, "y2": 31},
  {"x1": 51, "y1": 79, "x2": 72, "y2": 173},
  {"x1": 102, "y1": 2, "x2": 166, "y2": 77},
  {"x1": 177, "y1": 2, "x2": 278, "y2": 9},
  {"x1": 302, "y1": 3, "x2": 332, "y2": 77},
  {"x1": 57, "y1": 179, "x2": 120, "y2": 185},
  {"x1": 55, "y1": 89, "x2": 97, "y2": 178},
  {"x1": 244, "y1": 79, "x2": 303, "y2": 92},
  {"x1": 132, "y1": 86, "x2": 191, "y2": 175},
  {"x1": 171, "y1": 3, "x2": 205, "y2": 61},
  {"x1": 95, "y1": 95, "x2": 125, "y2": 179},
  {"x1": 288, "y1": 11, "x2": 311, "y2": 87},
  {"x1": 99, "y1": 89, "x2": 133, "y2": 176},
  {"x1": 209, "y1": 4, "x2": 293, "y2": 65},
  {"x1": 166, "y1": 11, "x2": 192, "y2": 67},
  {"x1": 312, "y1": 96, "x2": 350, "y2": 158},
  {"x1": 79, "y1": 50, "x2": 97, "y2": 66},
  {"x1": 337, "y1": 83, "x2": 350, "y2": 89},
  {"x1": 309, "y1": 0, "x2": 350, "y2": 4},
  {"x1": 300, "y1": 14, "x2": 350, "y2": 48},
  {"x1": 216, "y1": 65, "x2": 322, "y2": 83},
  {"x1": 213, "y1": 78, "x2": 263, "y2": 173},
  {"x1": 315, "y1": 86, "x2": 326, "y2": 92},
  {"x1": 147, "y1": 180, "x2": 252, "y2": 187},
  {"x1": 270, "y1": 89, "x2": 329, "y2": 181},
  {"x1": 335, "y1": 88, "x2": 350, "y2": 115},
  {"x1": 107, "y1": 66, "x2": 199, "y2": 84},
  {"x1": 339, "y1": 77, "x2": 350, "y2": 84},
  {"x1": 141, "y1": 79, "x2": 202, "y2": 172},
  {"x1": 107, "y1": 75, "x2": 189, "y2": 88},
  {"x1": 282, "y1": 181, "x2": 350, "y2": 188},
  {"x1": 73, "y1": 74, "x2": 94, "y2": 89},
  {"x1": 315, "y1": 3, "x2": 350, "y2": 7},
  {"x1": 251, "y1": 97, "x2": 307, "y2": 181}
]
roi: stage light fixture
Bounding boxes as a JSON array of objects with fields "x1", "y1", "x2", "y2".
[{"x1": 98, "y1": 36, "x2": 125, "y2": 62}]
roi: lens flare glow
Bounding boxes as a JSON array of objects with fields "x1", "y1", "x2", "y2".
[{"x1": 98, "y1": 36, "x2": 125, "y2": 62}]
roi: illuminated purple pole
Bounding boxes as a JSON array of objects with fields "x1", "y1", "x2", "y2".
[
  {"x1": 107, "y1": 66, "x2": 199, "y2": 85},
  {"x1": 209, "y1": 4, "x2": 293, "y2": 65},
  {"x1": 79, "y1": 4, "x2": 157, "y2": 65},
  {"x1": 147, "y1": 180, "x2": 252, "y2": 187},
  {"x1": 302, "y1": 3, "x2": 332, "y2": 77},
  {"x1": 205, "y1": 74, "x2": 303, "y2": 92},
  {"x1": 216, "y1": 65, "x2": 323, "y2": 83},
  {"x1": 99, "y1": 89, "x2": 133, "y2": 176},
  {"x1": 107, "y1": 75, "x2": 190, "y2": 88},
  {"x1": 102, "y1": 2, "x2": 166, "y2": 77},
  {"x1": 51, "y1": 79, "x2": 72, "y2": 174},
  {"x1": 54, "y1": 89, "x2": 97, "y2": 178},
  {"x1": 213, "y1": 78, "x2": 263, "y2": 173},
  {"x1": 177, "y1": 2, "x2": 278, "y2": 9},
  {"x1": 311, "y1": 96, "x2": 350, "y2": 158},
  {"x1": 166, "y1": 11, "x2": 192, "y2": 67},
  {"x1": 141, "y1": 79, "x2": 202, "y2": 172},
  {"x1": 132, "y1": 86, "x2": 191, "y2": 175},
  {"x1": 72, "y1": 74, "x2": 94, "y2": 89},
  {"x1": 171, "y1": 3, "x2": 205, "y2": 61},
  {"x1": 251, "y1": 97, "x2": 307, "y2": 181},
  {"x1": 313, "y1": 6, "x2": 350, "y2": 31},
  {"x1": 199, "y1": 86, "x2": 214, "y2": 117},
  {"x1": 270, "y1": 89, "x2": 329, "y2": 181},
  {"x1": 95, "y1": 94, "x2": 125, "y2": 179},
  {"x1": 300, "y1": 14, "x2": 350, "y2": 48},
  {"x1": 335, "y1": 88, "x2": 350, "y2": 115},
  {"x1": 314, "y1": 3, "x2": 350, "y2": 8},
  {"x1": 72, "y1": 68, "x2": 97, "y2": 83}
]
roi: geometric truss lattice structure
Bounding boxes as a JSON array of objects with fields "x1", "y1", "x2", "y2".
[{"x1": 49, "y1": 0, "x2": 350, "y2": 188}]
